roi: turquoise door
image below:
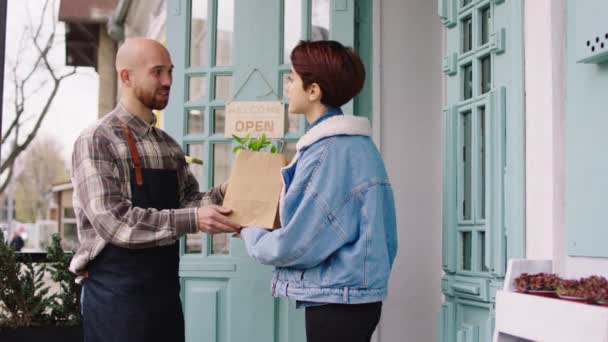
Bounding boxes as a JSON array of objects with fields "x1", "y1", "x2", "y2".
[
  {"x1": 438, "y1": 0, "x2": 525, "y2": 341},
  {"x1": 165, "y1": 1, "x2": 371, "y2": 341}
]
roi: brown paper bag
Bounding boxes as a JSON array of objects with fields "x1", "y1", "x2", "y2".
[{"x1": 222, "y1": 150, "x2": 288, "y2": 229}]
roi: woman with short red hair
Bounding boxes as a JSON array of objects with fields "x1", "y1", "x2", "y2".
[{"x1": 241, "y1": 40, "x2": 398, "y2": 342}]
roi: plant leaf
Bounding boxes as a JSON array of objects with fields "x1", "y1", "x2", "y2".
[
  {"x1": 249, "y1": 136, "x2": 262, "y2": 151},
  {"x1": 260, "y1": 133, "x2": 267, "y2": 146},
  {"x1": 254, "y1": 138, "x2": 263, "y2": 151},
  {"x1": 270, "y1": 146, "x2": 277, "y2": 153},
  {"x1": 231, "y1": 134, "x2": 245, "y2": 144}
]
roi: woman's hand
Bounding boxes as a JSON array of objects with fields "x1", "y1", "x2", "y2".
[{"x1": 220, "y1": 181, "x2": 229, "y2": 196}]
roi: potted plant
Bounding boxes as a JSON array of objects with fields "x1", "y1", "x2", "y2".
[
  {"x1": 0, "y1": 231, "x2": 82, "y2": 341},
  {"x1": 514, "y1": 273, "x2": 559, "y2": 297}
]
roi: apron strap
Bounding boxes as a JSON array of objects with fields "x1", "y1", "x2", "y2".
[{"x1": 122, "y1": 126, "x2": 144, "y2": 186}]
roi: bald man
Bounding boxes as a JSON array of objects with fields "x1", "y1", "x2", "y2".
[{"x1": 70, "y1": 38, "x2": 240, "y2": 342}]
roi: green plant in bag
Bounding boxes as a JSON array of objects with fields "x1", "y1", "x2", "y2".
[{"x1": 231, "y1": 133, "x2": 277, "y2": 154}]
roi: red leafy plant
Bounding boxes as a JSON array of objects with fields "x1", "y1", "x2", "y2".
[
  {"x1": 514, "y1": 273, "x2": 560, "y2": 292},
  {"x1": 580, "y1": 275, "x2": 608, "y2": 303},
  {"x1": 557, "y1": 279, "x2": 586, "y2": 298}
]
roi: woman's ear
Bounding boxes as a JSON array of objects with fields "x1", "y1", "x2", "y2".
[{"x1": 308, "y1": 83, "x2": 323, "y2": 102}]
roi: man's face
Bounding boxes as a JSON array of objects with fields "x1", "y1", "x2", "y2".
[{"x1": 131, "y1": 51, "x2": 174, "y2": 110}]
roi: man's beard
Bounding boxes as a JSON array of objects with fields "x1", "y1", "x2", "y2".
[{"x1": 135, "y1": 86, "x2": 170, "y2": 110}]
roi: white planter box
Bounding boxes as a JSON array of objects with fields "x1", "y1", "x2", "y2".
[
  {"x1": 495, "y1": 290, "x2": 608, "y2": 342},
  {"x1": 493, "y1": 259, "x2": 608, "y2": 342}
]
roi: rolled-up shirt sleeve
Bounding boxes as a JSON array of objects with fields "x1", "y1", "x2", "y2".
[{"x1": 72, "y1": 131, "x2": 198, "y2": 249}]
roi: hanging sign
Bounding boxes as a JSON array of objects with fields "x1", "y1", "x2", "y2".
[{"x1": 225, "y1": 101, "x2": 285, "y2": 138}]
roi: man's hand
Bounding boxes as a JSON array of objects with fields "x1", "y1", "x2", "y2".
[{"x1": 196, "y1": 205, "x2": 241, "y2": 234}]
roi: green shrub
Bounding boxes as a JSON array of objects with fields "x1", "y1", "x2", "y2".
[{"x1": 0, "y1": 231, "x2": 81, "y2": 330}]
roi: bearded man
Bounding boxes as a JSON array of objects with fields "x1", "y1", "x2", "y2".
[{"x1": 70, "y1": 38, "x2": 240, "y2": 342}]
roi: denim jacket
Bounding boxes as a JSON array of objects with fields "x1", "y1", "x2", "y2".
[{"x1": 241, "y1": 113, "x2": 398, "y2": 305}]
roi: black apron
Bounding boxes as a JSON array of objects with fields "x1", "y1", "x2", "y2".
[{"x1": 82, "y1": 126, "x2": 184, "y2": 342}]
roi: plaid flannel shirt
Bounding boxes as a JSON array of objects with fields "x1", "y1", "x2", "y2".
[{"x1": 68, "y1": 105, "x2": 223, "y2": 275}]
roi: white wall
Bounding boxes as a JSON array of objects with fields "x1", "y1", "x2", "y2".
[
  {"x1": 525, "y1": 0, "x2": 608, "y2": 277},
  {"x1": 375, "y1": 1, "x2": 443, "y2": 341},
  {"x1": 524, "y1": 0, "x2": 558, "y2": 260}
]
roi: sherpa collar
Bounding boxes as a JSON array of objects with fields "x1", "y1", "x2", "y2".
[{"x1": 295, "y1": 115, "x2": 372, "y2": 151}]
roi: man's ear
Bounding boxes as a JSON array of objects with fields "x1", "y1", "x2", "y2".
[
  {"x1": 119, "y1": 69, "x2": 132, "y2": 87},
  {"x1": 308, "y1": 83, "x2": 323, "y2": 102}
]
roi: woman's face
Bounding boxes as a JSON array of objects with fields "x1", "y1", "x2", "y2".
[{"x1": 285, "y1": 67, "x2": 310, "y2": 114}]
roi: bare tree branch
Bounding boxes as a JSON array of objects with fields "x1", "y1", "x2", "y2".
[
  {"x1": 29, "y1": 0, "x2": 50, "y2": 46},
  {"x1": 0, "y1": 0, "x2": 80, "y2": 189},
  {"x1": 25, "y1": 79, "x2": 51, "y2": 99},
  {"x1": 2, "y1": 67, "x2": 25, "y2": 145},
  {"x1": 0, "y1": 163, "x2": 15, "y2": 195},
  {"x1": 0, "y1": 78, "x2": 63, "y2": 175},
  {"x1": 59, "y1": 67, "x2": 77, "y2": 81}
]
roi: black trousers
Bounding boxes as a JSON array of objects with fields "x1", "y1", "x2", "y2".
[{"x1": 305, "y1": 302, "x2": 382, "y2": 342}]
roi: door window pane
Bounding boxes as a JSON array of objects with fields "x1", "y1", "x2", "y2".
[
  {"x1": 462, "y1": 16, "x2": 472, "y2": 53},
  {"x1": 478, "y1": 107, "x2": 486, "y2": 220},
  {"x1": 461, "y1": 231, "x2": 472, "y2": 271},
  {"x1": 213, "y1": 144, "x2": 230, "y2": 187},
  {"x1": 211, "y1": 143, "x2": 229, "y2": 253},
  {"x1": 215, "y1": 0, "x2": 234, "y2": 66},
  {"x1": 481, "y1": 7, "x2": 491, "y2": 45},
  {"x1": 185, "y1": 233, "x2": 204, "y2": 254},
  {"x1": 185, "y1": 143, "x2": 205, "y2": 255},
  {"x1": 212, "y1": 144, "x2": 231, "y2": 255},
  {"x1": 284, "y1": 0, "x2": 303, "y2": 64},
  {"x1": 311, "y1": 0, "x2": 330, "y2": 41},
  {"x1": 187, "y1": 144, "x2": 205, "y2": 188},
  {"x1": 190, "y1": 0, "x2": 209, "y2": 67},
  {"x1": 212, "y1": 234, "x2": 229, "y2": 255},
  {"x1": 213, "y1": 108, "x2": 225, "y2": 134},
  {"x1": 479, "y1": 231, "x2": 488, "y2": 272},
  {"x1": 463, "y1": 64, "x2": 473, "y2": 100},
  {"x1": 187, "y1": 109, "x2": 205, "y2": 134},
  {"x1": 189, "y1": 76, "x2": 207, "y2": 102},
  {"x1": 214, "y1": 75, "x2": 232, "y2": 101},
  {"x1": 480, "y1": 56, "x2": 491, "y2": 94},
  {"x1": 461, "y1": 111, "x2": 472, "y2": 221},
  {"x1": 282, "y1": 72, "x2": 290, "y2": 100}
]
